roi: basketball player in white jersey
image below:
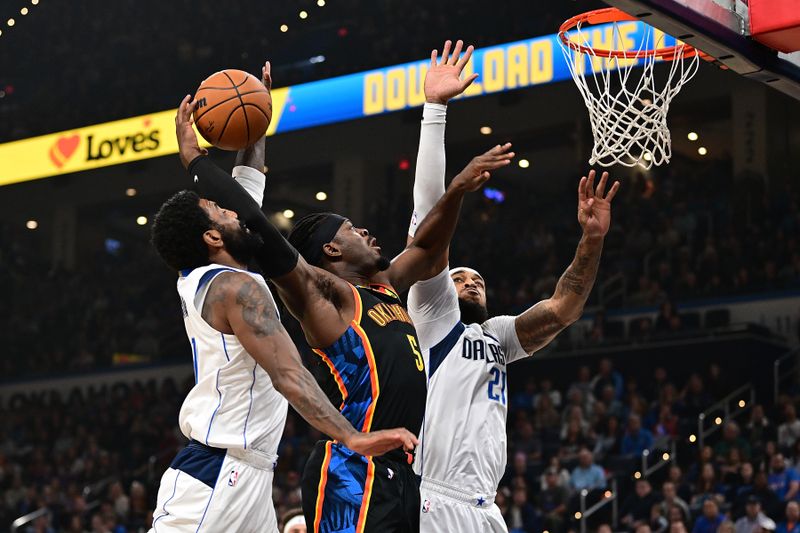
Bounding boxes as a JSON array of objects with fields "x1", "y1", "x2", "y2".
[
  {"x1": 406, "y1": 41, "x2": 620, "y2": 532},
  {"x1": 146, "y1": 62, "x2": 417, "y2": 533}
]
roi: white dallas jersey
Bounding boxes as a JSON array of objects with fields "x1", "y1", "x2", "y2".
[
  {"x1": 176, "y1": 264, "x2": 288, "y2": 455},
  {"x1": 409, "y1": 268, "x2": 529, "y2": 495}
]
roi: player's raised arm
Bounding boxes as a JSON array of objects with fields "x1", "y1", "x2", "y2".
[
  {"x1": 513, "y1": 170, "x2": 620, "y2": 354},
  {"x1": 203, "y1": 271, "x2": 417, "y2": 456},
  {"x1": 407, "y1": 39, "x2": 478, "y2": 253},
  {"x1": 389, "y1": 144, "x2": 514, "y2": 293},
  {"x1": 176, "y1": 97, "x2": 356, "y2": 347}
]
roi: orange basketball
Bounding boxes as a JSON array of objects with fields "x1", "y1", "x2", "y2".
[{"x1": 192, "y1": 69, "x2": 272, "y2": 151}]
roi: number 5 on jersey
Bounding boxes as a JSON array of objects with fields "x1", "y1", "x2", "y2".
[{"x1": 406, "y1": 334, "x2": 424, "y2": 372}]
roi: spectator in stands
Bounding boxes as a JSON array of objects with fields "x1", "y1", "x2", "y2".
[
  {"x1": 538, "y1": 467, "x2": 569, "y2": 533},
  {"x1": 681, "y1": 373, "x2": 713, "y2": 419},
  {"x1": 671, "y1": 522, "x2": 689, "y2": 533},
  {"x1": 533, "y1": 393, "x2": 560, "y2": 431},
  {"x1": 594, "y1": 415, "x2": 622, "y2": 460},
  {"x1": 559, "y1": 420, "x2": 588, "y2": 463},
  {"x1": 716, "y1": 422, "x2": 752, "y2": 461},
  {"x1": 692, "y1": 499, "x2": 724, "y2": 533},
  {"x1": 592, "y1": 358, "x2": 624, "y2": 401},
  {"x1": 561, "y1": 405, "x2": 591, "y2": 439},
  {"x1": 691, "y1": 463, "x2": 725, "y2": 511},
  {"x1": 730, "y1": 462, "x2": 757, "y2": 515},
  {"x1": 571, "y1": 448, "x2": 606, "y2": 492},
  {"x1": 735, "y1": 496, "x2": 776, "y2": 533},
  {"x1": 776, "y1": 501, "x2": 800, "y2": 533},
  {"x1": 512, "y1": 378, "x2": 537, "y2": 411},
  {"x1": 655, "y1": 301, "x2": 682, "y2": 334},
  {"x1": 622, "y1": 479, "x2": 661, "y2": 530},
  {"x1": 568, "y1": 366, "x2": 596, "y2": 406},
  {"x1": 769, "y1": 453, "x2": 800, "y2": 502},
  {"x1": 507, "y1": 486, "x2": 539, "y2": 533},
  {"x1": 602, "y1": 385, "x2": 625, "y2": 420},
  {"x1": 535, "y1": 379, "x2": 562, "y2": 409},
  {"x1": 650, "y1": 504, "x2": 670, "y2": 533},
  {"x1": 721, "y1": 448, "x2": 746, "y2": 485},
  {"x1": 653, "y1": 404, "x2": 680, "y2": 439},
  {"x1": 540, "y1": 457, "x2": 571, "y2": 492},
  {"x1": 516, "y1": 421, "x2": 543, "y2": 463},
  {"x1": 661, "y1": 481, "x2": 691, "y2": 525},
  {"x1": 669, "y1": 465, "x2": 695, "y2": 503},
  {"x1": 622, "y1": 414, "x2": 655, "y2": 456},
  {"x1": 779, "y1": 405, "x2": 800, "y2": 452},
  {"x1": 748, "y1": 404, "x2": 776, "y2": 462}
]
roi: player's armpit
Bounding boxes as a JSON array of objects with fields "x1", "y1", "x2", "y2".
[{"x1": 271, "y1": 257, "x2": 355, "y2": 348}]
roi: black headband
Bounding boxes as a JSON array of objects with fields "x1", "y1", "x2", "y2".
[{"x1": 287, "y1": 212, "x2": 347, "y2": 267}]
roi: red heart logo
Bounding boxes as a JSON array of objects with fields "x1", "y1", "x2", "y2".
[
  {"x1": 143, "y1": 118, "x2": 152, "y2": 128},
  {"x1": 49, "y1": 134, "x2": 80, "y2": 168}
]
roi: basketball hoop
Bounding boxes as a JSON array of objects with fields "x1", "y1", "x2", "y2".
[{"x1": 559, "y1": 8, "x2": 706, "y2": 168}]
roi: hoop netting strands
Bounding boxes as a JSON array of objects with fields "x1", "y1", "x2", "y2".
[{"x1": 559, "y1": 21, "x2": 700, "y2": 168}]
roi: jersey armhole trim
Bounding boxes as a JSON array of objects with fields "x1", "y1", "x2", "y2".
[{"x1": 428, "y1": 322, "x2": 466, "y2": 378}]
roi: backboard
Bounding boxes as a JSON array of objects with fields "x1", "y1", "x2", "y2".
[{"x1": 603, "y1": 0, "x2": 800, "y2": 99}]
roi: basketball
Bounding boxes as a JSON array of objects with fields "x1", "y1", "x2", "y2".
[{"x1": 192, "y1": 69, "x2": 272, "y2": 151}]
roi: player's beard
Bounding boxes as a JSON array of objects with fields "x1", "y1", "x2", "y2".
[
  {"x1": 376, "y1": 255, "x2": 391, "y2": 272},
  {"x1": 459, "y1": 297, "x2": 488, "y2": 324},
  {"x1": 219, "y1": 222, "x2": 263, "y2": 266}
]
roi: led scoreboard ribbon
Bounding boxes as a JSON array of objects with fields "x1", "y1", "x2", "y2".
[{"x1": 0, "y1": 24, "x2": 676, "y2": 186}]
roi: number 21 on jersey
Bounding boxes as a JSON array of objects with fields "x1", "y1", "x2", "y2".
[
  {"x1": 488, "y1": 368, "x2": 506, "y2": 405},
  {"x1": 406, "y1": 334, "x2": 424, "y2": 372}
]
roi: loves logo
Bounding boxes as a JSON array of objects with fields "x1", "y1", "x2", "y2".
[
  {"x1": 86, "y1": 119, "x2": 161, "y2": 162},
  {"x1": 48, "y1": 134, "x2": 80, "y2": 169}
]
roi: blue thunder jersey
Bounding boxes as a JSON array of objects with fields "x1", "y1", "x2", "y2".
[
  {"x1": 408, "y1": 268, "x2": 530, "y2": 497},
  {"x1": 312, "y1": 284, "x2": 427, "y2": 440}
]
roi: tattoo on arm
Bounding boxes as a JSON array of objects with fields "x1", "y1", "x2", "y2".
[
  {"x1": 555, "y1": 236, "x2": 602, "y2": 301},
  {"x1": 516, "y1": 301, "x2": 569, "y2": 353},
  {"x1": 201, "y1": 273, "x2": 234, "y2": 329},
  {"x1": 285, "y1": 367, "x2": 356, "y2": 441},
  {"x1": 236, "y1": 277, "x2": 281, "y2": 337},
  {"x1": 515, "y1": 235, "x2": 604, "y2": 353}
]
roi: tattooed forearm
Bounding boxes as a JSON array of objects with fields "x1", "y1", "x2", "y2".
[
  {"x1": 278, "y1": 363, "x2": 356, "y2": 442},
  {"x1": 235, "y1": 277, "x2": 281, "y2": 337},
  {"x1": 515, "y1": 301, "x2": 569, "y2": 352},
  {"x1": 514, "y1": 234, "x2": 604, "y2": 354},
  {"x1": 555, "y1": 235, "x2": 602, "y2": 301}
]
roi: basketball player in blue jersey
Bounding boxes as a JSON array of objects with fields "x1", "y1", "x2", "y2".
[
  {"x1": 176, "y1": 50, "x2": 513, "y2": 531},
  {"x1": 147, "y1": 62, "x2": 416, "y2": 533},
  {"x1": 406, "y1": 41, "x2": 621, "y2": 532}
]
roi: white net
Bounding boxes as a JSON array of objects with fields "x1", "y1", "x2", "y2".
[{"x1": 559, "y1": 20, "x2": 700, "y2": 168}]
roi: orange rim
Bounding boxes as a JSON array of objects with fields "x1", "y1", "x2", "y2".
[{"x1": 559, "y1": 7, "x2": 708, "y2": 61}]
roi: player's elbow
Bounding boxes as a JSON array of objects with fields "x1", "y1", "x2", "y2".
[{"x1": 552, "y1": 298, "x2": 585, "y2": 326}]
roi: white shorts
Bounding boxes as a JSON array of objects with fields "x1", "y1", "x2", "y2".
[
  {"x1": 419, "y1": 477, "x2": 507, "y2": 533},
  {"x1": 149, "y1": 441, "x2": 278, "y2": 533}
]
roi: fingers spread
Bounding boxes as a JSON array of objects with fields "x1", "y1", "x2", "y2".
[
  {"x1": 440, "y1": 40, "x2": 452, "y2": 65},
  {"x1": 456, "y1": 44, "x2": 474, "y2": 70},
  {"x1": 460, "y1": 72, "x2": 479, "y2": 91},
  {"x1": 449, "y1": 40, "x2": 464, "y2": 66},
  {"x1": 430, "y1": 49, "x2": 437, "y2": 68},
  {"x1": 606, "y1": 180, "x2": 621, "y2": 202},
  {"x1": 578, "y1": 176, "x2": 587, "y2": 201},
  {"x1": 596, "y1": 171, "x2": 609, "y2": 197},
  {"x1": 587, "y1": 170, "x2": 596, "y2": 197}
]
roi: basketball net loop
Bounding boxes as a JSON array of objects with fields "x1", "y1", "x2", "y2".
[{"x1": 559, "y1": 9, "x2": 702, "y2": 168}]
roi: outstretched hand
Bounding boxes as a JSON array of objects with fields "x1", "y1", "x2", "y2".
[
  {"x1": 345, "y1": 428, "x2": 419, "y2": 457},
  {"x1": 175, "y1": 94, "x2": 207, "y2": 169},
  {"x1": 425, "y1": 39, "x2": 479, "y2": 105},
  {"x1": 261, "y1": 60, "x2": 272, "y2": 92},
  {"x1": 578, "y1": 170, "x2": 620, "y2": 238},
  {"x1": 451, "y1": 143, "x2": 515, "y2": 192}
]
